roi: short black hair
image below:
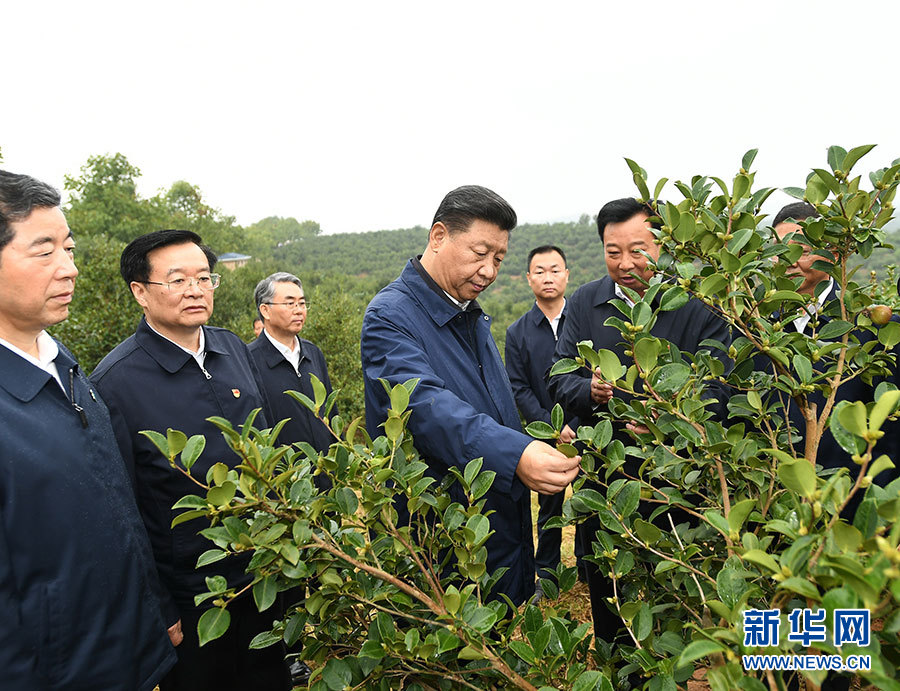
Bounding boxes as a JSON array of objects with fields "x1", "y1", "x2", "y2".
[
  {"x1": 527, "y1": 245, "x2": 567, "y2": 272},
  {"x1": 596, "y1": 198, "x2": 658, "y2": 242},
  {"x1": 120, "y1": 229, "x2": 217, "y2": 285},
  {"x1": 432, "y1": 185, "x2": 517, "y2": 235},
  {"x1": 0, "y1": 170, "x2": 62, "y2": 253},
  {"x1": 772, "y1": 202, "x2": 818, "y2": 227}
]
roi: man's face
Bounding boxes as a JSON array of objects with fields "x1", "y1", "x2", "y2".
[
  {"x1": 131, "y1": 241, "x2": 214, "y2": 334},
  {"x1": 775, "y1": 222, "x2": 832, "y2": 296},
  {"x1": 261, "y1": 281, "x2": 306, "y2": 338},
  {"x1": 429, "y1": 219, "x2": 508, "y2": 302},
  {"x1": 527, "y1": 250, "x2": 568, "y2": 301},
  {"x1": 603, "y1": 213, "x2": 660, "y2": 295},
  {"x1": 0, "y1": 206, "x2": 78, "y2": 339}
]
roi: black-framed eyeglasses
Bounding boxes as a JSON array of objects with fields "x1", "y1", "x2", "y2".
[
  {"x1": 265, "y1": 300, "x2": 310, "y2": 310},
  {"x1": 140, "y1": 273, "x2": 221, "y2": 293}
]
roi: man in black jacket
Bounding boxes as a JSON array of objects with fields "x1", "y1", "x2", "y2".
[
  {"x1": 249, "y1": 272, "x2": 335, "y2": 462},
  {"x1": 505, "y1": 245, "x2": 584, "y2": 600},
  {"x1": 548, "y1": 198, "x2": 731, "y2": 646},
  {"x1": 91, "y1": 230, "x2": 289, "y2": 691},
  {"x1": 0, "y1": 170, "x2": 175, "y2": 690}
]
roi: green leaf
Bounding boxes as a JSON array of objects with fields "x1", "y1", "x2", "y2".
[
  {"x1": 818, "y1": 320, "x2": 853, "y2": 340},
  {"x1": 870, "y1": 454, "x2": 895, "y2": 479},
  {"x1": 335, "y1": 486, "x2": 359, "y2": 515},
  {"x1": 792, "y1": 354, "x2": 813, "y2": 384},
  {"x1": 717, "y1": 567, "x2": 748, "y2": 610},
  {"x1": 742, "y1": 549, "x2": 780, "y2": 573},
  {"x1": 466, "y1": 606, "x2": 498, "y2": 633},
  {"x1": 727, "y1": 498, "x2": 756, "y2": 534},
  {"x1": 207, "y1": 482, "x2": 236, "y2": 507},
  {"x1": 634, "y1": 338, "x2": 660, "y2": 372},
  {"x1": 180, "y1": 435, "x2": 206, "y2": 472},
  {"x1": 211, "y1": 462, "x2": 229, "y2": 486},
  {"x1": 140, "y1": 429, "x2": 168, "y2": 457},
  {"x1": 841, "y1": 144, "x2": 876, "y2": 173},
  {"x1": 253, "y1": 575, "x2": 278, "y2": 612},
  {"x1": 167, "y1": 429, "x2": 187, "y2": 457},
  {"x1": 878, "y1": 321, "x2": 900, "y2": 348},
  {"x1": 650, "y1": 363, "x2": 691, "y2": 396},
  {"x1": 597, "y1": 349, "x2": 625, "y2": 381},
  {"x1": 659, "y1": 285, "x2": 689, "y2": 311},
  {"x1": 832, "y1": 520, "x2": 862, "y2": 552},
  {"x1": 549, "y1": 358, "x2": 580, "y2": 376},
  {"x1": 870, "y1": 389, "x2": 900, "y2": 433},
  {"x1": 196, "y1": 549, "x2": 228, "y2": 568},
  {"x1": 457, "y1": 645, "x2": 486, "y2": 660},
  {"x1": 321, "y1": 658, "x2": 353, "y2": 690},
  {"x1": 777, "y1": 577, "x2": 820, "y2": 601},
  {"x1": 197, "y1": 607, "x2": 231, "y2": 646},
  {"x1": 551, "y1": 404, "x2": 564, "y2": 432},
  {"x1": 390, "y1": 383, "x2": 410, "y2": 413},
  {"x1": 384, "y1": 415, "x2": 403, "y2": 442},
  {"x1": 678, "y1": 639, "x2": 725, "y2": 665},
  {"x1": 837, "y1": 401, "x2": 868, "y2": 438},
  {"x1": 741, "y1": 148, "x2": 759, "y2": 171},
  {"x1": 615, "y1": 481, "x2": 641, "y2": 518},
  {"x1": 310, "y1": 374, "x2": 327, "y2": 410},
  {"x1": 572, "y1": 670, "x2": 613, "y2": 691},
  {"x1": 778, "y1": 460, "x2": 817, "y2": 499}
]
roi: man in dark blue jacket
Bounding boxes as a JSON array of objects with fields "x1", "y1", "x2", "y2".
[
  {"x1": 248, "y1": 271, "x2": 334, "y2": 686},
  {"x1": 91, "y1": 230, "x2": 289, "y2": 691},
  {"x1": 0, "y1": 170, "x2": 175, "y2": 690},
  {"x1": 505, "y1": 245, "x2": 584, "y2": 599},
  {"x1": 548, "y1": 198, "x2": 731, "y2": 645},
  {"x1": 361, "y1": 185, "x2": 581, "y2": 606},
  {"x1": 249, "y1": 271, "x2": 335, "y2": 462}
]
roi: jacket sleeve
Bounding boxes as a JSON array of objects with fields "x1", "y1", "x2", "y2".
[
  {"x1": 317, "y1": 345, "x2": 338, "y2": 418},
  {"x1": 363, "y1": 310, "x2": 531, "y2": 499},
  {"x1": 0, "y1": 517, "x2": 39, "y2": 687},
  {"x1": 546, "y1": 295, "x2": 594, "y2": 422},
  {"x1": 697, "y1": 307, "x2": 734, "y2": 421},
  {"x1": 505, "y1": 324, "x2": 551, "y2": 426}
]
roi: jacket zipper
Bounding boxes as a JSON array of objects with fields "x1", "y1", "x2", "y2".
[{"x1": 68, "y1": 368, "x2": 89, "y2": 428}]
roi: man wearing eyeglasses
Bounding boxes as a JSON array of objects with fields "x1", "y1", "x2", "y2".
[
  {"x1": 250, "y1": 272, "x2": 334, "y2": 462},
  {"x1": 91, "y1": 230, "x2": 289, "y2": 691}
]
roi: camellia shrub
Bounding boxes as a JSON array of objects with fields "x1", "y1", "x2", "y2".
[{"x1": 156, "y1": 147, "x2": 900, "y2": 690}]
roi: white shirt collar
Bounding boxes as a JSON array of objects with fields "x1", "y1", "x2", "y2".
[
  {"x1": 793, "y1": 279, "x2": 835, "y2": 333},
  {"x1": 0, "y1": 331, "x2": 64, "y2": 391},
  {"x1": 264, "y1": 329, "x2": 301, "y2": 372},
  {"x1": 443, "y1": 290, "x2": 471, "y2": 311},
  {"x1": 613, "y1": 282, "x2": 637, "y2": 308},
  {"x1": 146, "y1": 322, "x2": 207, "y2": 368},
  {"x1": 545, "y1": 298, "x2": 566, "y2": 339}
]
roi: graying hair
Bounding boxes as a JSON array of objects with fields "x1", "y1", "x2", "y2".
[{"x1": 254, "y1": 272, "x2": 304, "y2": 320}]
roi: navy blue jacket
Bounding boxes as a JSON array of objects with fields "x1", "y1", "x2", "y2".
[
  {"x1": 0, "y1": 339, "x2": 175, "y2": 690},
  {"x1": 361, "y1": 259, "x2": 534, "y2": 605},
  {"x1": 90, "y1": 319, "x2": 270, "y2": 624},
  {"x1": 549, "y1": 276, "x2": 732, "y2": 424},
  {"x1": 248, "y1": 333, "x2": 335, "y2": 456},
  {"x1": 505, "y1": 301, "x2": 578, "y2": 429}
]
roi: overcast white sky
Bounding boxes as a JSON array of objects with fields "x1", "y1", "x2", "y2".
[{"x1": 3, "y1": 1, "x2": 899, "y2": 234}]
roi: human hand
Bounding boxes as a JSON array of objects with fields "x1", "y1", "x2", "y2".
[
  {"x1": 516, "y1": 440, "x2": 580, "y2": 495},
  {"x1": 558, "y1": 424, "x2": 576, "y2": 445},
  {"x1": 591, "y1": 368, "x2": 613, "y2": 404},
  {"x1": 168, "y1": 619, "x2": 183, "y2": 647}
]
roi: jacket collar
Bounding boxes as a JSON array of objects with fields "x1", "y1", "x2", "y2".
[
  {"x1": 134, "y1": 318, "x2": 229, "y2": 374},
  {"x1": 401, "y1": 259, "x2": 483, "y2": 327},
  {"x1": 526, "y1": 299, "x2": 567, "y2": 327},
  {"x1": 592, "y1": 276, "x2": 618, "y2": 307},
  {"x1": 254, "y1": 331, "x2": 307, "y2": 369},
  {"x1": 0, "y1": 336, "x2": 76, "y2": 403}
]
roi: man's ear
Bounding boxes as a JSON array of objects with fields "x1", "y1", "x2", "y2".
[
  {"x1": 130, "y1": 281, "x2": 149, "y2": 308},
  {"x1": 428, "y1": 222, "x2": 449, "y2": 253},
  {"x1": 259, "y1": 303, "x2": 271, "y2": 322}
]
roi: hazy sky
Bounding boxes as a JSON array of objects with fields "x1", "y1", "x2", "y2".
[{"x1": 4, "y1": 1, "x2": 899, "y2": 234}]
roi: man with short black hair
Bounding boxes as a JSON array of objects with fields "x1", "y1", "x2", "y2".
[
  {"x1": 91, "y1": 229, "x2": 289, "y2": 691},
  {"x1": 361, "y1": 185, "x2": 581, "y2": 606},
  {"x1": 505, "y1": 245, "x2": 585, "y2": 600},
  {"x1": 0, "y1": 170, "x2": 175, "y2": 690},
  {"x1": 549, "y1": 197, "x2": 731, "y2": 645}
]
